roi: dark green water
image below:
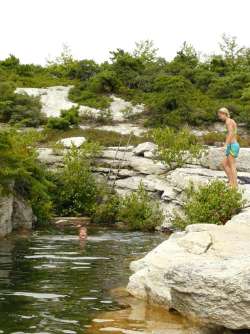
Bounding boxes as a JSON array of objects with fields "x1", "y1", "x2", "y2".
[{"x1": 0, "y1": 226, "x2": 166, "y2": 334}]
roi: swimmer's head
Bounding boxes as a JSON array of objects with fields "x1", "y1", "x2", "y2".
[{"x1": 218, "y1": 107, "x2": 230, "y2": 121}]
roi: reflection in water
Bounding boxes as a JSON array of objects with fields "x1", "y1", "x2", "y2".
[
  {"x1": 0, "y1": 226, "x2": 212, "y2": 333},
  {"x1": 88, "y1": 288, "x2": 213, "y2": 334}
]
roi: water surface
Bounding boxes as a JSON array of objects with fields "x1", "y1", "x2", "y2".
[{"x1": 0, "y1": 226, "x2": 166, "y2": 333}]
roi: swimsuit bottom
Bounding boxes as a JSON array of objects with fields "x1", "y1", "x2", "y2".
[{"x1": 225, "y1": 142, "x2": 240, "y2": 158}]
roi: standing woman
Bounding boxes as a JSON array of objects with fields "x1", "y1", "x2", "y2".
[{"x1": 218, "y1": 107, "x2": 240, "y2": 188}]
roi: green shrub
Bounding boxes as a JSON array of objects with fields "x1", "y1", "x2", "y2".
[
  {"x1": 173, "y1": 180, "x2": 245, "y2": 230},
  {"x1": 47, "y1": 106, "x2": 80, "y2": 130},
  {"x1": 91, "y1": 184, "x2": 121, "y2": 224},
  {"x1": 47, "y1": 117, "x2": 70, "y2": 130},
  {"x1": 40, "y1": 127, "x2": 146, "y2": 147},
  {"x1": 151, "y1": 127, "x2": 204, "y2": 169},
  {"x1": 69, "y1": 84, "x2": 112, "y2": 110},
  {"x1": 61, "y1": 106, "x2": 80, "y2": 125},
  {"x1": 201, "y1": 132, "x2": 225, "y2": 146},
  {"x1": 52, "y1": 144, "x2": 101, "y2": 216},
  {"x1": 0, "y1": 82, "x2": 44, "y2": 127},
  {"x1": 117, "y1": 183, "x2": 164, "y2": 231},
  {"x1": 0, "y1": 129, "x2": 53, "y2": 223}
]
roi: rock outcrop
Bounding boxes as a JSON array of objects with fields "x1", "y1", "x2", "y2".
[
  {"x1": 16, "y1": 86, "x2": 144, "y2": 122},
  {"x1": 38, "y1": 142, "x2": 250, "y2": 230},
  {"x1": 0, "y1": 194, "x2": 35, "y2": 238},
  {"x1": 127, "y1": 207, "x2": 250, "y2": 330},
  {"x1": 57, "y1": 136, "x2": 86, "y2": 148}
]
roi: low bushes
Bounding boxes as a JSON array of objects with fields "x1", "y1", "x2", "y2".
[
  {"x1": 0, "y1": 129, "x2": 53, "y2": 223},
  {"x1": 173, "y1": 180, "x2": 245, "y2": 230},
  {"x1": 52, "y1": 144, "x2": 101, "y2": 216},
  {"x1": 40, "y1": 127, "x2": 146, "y2": 147},
  {"x1": 0, "y1": 82, "x2": 45, "y2": 127},
  {"x1": 151, "y1": 127, "x2": 204, "y2": 169},
  {"x1": 47, "y1": 106, "x2": 80, "y2": 130},
  {"x1": 117, "y1": 183, "x2": 164, "y2": 231},
  {"x1": 51, "y1": 146, "x2": 163, "y2": 230}
]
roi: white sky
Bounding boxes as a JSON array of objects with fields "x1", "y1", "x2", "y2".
[{"x1": 1, "y1": 0, "x2": 250, "y2": 65}]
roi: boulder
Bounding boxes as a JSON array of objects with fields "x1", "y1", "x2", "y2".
[
  {"x1": 133, "y1": 142, "x2": 157, "y2": 156},
  {"x1": 0, "y1": 194, "x2": 14, "y2": 237},
  {"x1": 57, "y1": 136, "x2": 86, "y2": 148},
  {"x1": 127, "y1": 207, "x2": 250, "y2": 330},
  {"x1": 201, "y1": 147, "x2": 250, "y2": 173},
  {"x1": 12, "y1": 196, "x2": 35, "y2": 230},
  {"x1": 114, "y1": 175, "x2": 177, "y2": 199},
  {"x1": 0, "y1": 194, "x2": 34, "y2": 238},
  {"x1": 100, "y1": 149, "x2": 168, "y2": 175},
  {"x1": 37, "y1": 148, "x2": 64, "y2": 166},
  {"x1": 129, "y1": 156, "x2": 168, "y2": 175}
]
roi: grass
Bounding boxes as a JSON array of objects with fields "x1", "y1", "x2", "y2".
[{"x1": 39, "y1": 127, "x2": 147, "y2": 147}]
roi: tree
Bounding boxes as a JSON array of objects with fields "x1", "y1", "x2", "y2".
[
  {"x1": 133, "y1": 40, "x2": 159, "y2": 63},
  {"x1": 47, "y1": 44, "x2": 78, "y2": 78},
  {"x1": 219, "y1": 34, "x2": 245, "y2": 70}
]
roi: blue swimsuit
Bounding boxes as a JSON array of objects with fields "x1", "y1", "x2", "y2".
[{"x1": 225, "y1": 142, "x2": 240, "y2": 158}]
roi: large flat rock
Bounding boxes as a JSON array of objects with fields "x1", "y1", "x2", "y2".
[
  {"x1": 201, "y1": 146, "x2": 250, "y2": 173},
  {"x1": 127, "y1": 207, "x2": 250, "y2": 330}
]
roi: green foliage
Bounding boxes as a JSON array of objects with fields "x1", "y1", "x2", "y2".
[
  {"x1": 151, "y1": 127, "x2": 204, "y2": 169},
  {"x1": 60, "y1": 106, "x2": 80, "y2": 125},
  {"x1": 133, "y1": 40, "x2": 159, "y2": 63},
  {"x1": 52, "y1": 144, "x2": 101, "y2": 216},
  {"x1": 0, "y1": 129, "x2": 53, "y2": 223},
  {"x1": 40, "y1": 127, "x2": 146, "y2": 147},
  {"x1": 0, "y1": 82, "x2": 44, "y2": 127},
  {"x1": 47, "y1": 106, "x2": 80, "y2": 130},
  {"x1": 69, "y1": 84, "x2": 112, "y2": 109},
  {"x1": 201, "y1": 131, "x2": 224, "y2": 145},
  {"x1": 117, "y1": 183, "x2": 164, "y2": 231},
  {"x1": 47, "y1": 117, "x2": 70, "y2": 130},
  {"x1": 91, "y1": 184, "x2": 121, "y2": 224},
  {"x1": 173, "y1": 180, "x2": 245, "y2": 230},
  {"x1": 2, "y1": 36, "x2": 250, "y2": 128}
]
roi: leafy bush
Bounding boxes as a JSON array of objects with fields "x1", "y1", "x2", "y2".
[
  {"x1": 47, "y1": 106, "x2": 80, "y2": 130},
  {"x1": 117, "y1": 183, "x2": 164, "y2": 231},
  {"x1": 52, "y1": 144, "x2": 101, "y2": 216},
  {"x1": 61, "y1": 106, "x2": 80, "y2": 125},
  {"x1": 201, "y1": 132, "x2": 225, "y2": 146},
  {"x1": 47, "y1": 117, "x2": 70, "y2": 130},
  {"x1": 173, "y1": 180, "x2": 245, "y2": 230},
  {"x1": 0, "y1": 82, "x2": 44, "y2": 127},
  {"x1": 0, "y1": 129, "x2": 53, "y2": 223},
  {"x1": 91, "y1": 184, "x2": 121, "y2": 224},
  {"x1": 151, "y1": 127, "x2": 204, "y2": 169},
  {"x1": 69, "y1": 84, "x2": 112, "y2": 109}
]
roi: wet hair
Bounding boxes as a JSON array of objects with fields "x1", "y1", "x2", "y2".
[{"x1": 218, "y1": 107, "x2": 230, "y2": 117}]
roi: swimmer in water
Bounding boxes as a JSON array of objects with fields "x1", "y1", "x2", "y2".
[{"x1": 78, "y1": 226, "x2": 87, "y2": 240}]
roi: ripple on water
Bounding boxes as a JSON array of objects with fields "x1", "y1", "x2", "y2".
[
  {"x1": 11, "y1": 292, "x2": 67, "y2": 299},
  {"x1": 25, "y1": 255, "x2": 110, "y2": 260},
  {"x1": 0, "y1": 227, "x2": 168, "y2": 333}
]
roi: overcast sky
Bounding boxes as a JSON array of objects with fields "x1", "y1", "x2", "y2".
[{"x1": 1, "y1": 0, "x2": 250, "y2": 64}]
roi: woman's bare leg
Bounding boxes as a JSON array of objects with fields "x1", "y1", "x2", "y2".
[
  {"x1": 222, "y1": 157, "x2": 233, "y2": 185},
  {"x1": 228, "y1": 155, "x2": 238, "y2": 188}
]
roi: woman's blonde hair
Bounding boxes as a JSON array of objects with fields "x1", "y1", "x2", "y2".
[{"x1": 218, "y1": 107, "x2": 230, "y2": 117}]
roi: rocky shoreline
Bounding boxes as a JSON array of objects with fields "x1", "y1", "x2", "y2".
[{"x1": 127, "y1": 207, "x2": 250, "y2": 331}]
